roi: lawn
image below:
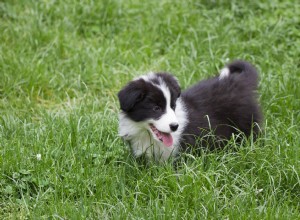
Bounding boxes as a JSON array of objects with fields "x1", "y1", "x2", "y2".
[{"x1": 0, "y1": 0, "x2": 299, "y2": 219}]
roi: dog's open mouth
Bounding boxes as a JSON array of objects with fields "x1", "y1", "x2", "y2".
[{"x1": 150, "y1": 124, "x2": 173, "y2": 147}]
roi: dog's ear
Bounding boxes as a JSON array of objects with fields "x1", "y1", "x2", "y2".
[{"x1": 118, "y1": 79, "x2": 146, "y2": 112}]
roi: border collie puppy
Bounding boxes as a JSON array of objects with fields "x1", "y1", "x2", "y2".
[{"x1": 118, "y1": 60, "x2": 262, "y2": 162}]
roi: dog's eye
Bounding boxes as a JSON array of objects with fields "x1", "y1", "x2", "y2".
[{"x1": 153, "y1": 106, "x2": 161, "y2": 112}]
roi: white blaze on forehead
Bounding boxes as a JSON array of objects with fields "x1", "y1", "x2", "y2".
[
  {"x1": 219, "y1": 67, "x2": 230, "y2": 80},
  {"x1": 151, "y1": 78, "x2": 178, "y2": 133},
  {"x1": 157, "y1": 78, "x2": 171, "y2": 106},
  {"x1": 136, "y1": 73, "x2": 172, "y2": 104}
]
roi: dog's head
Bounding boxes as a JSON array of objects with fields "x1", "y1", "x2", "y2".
[{"x1": 118, "y1": 73, "x2": 181, "y2": 147}]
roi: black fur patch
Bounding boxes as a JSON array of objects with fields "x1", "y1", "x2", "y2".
[{"x1": 155, "y1": 73, "x2": 181, "y2": 110}]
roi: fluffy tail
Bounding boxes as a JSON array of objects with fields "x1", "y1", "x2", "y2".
[{"x1": 219, "y1": 60, "x2": 259, "y2": 89}]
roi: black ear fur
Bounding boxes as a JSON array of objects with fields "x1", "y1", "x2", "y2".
[{"x1": 118, "y1": 79, "x2": 146, "y2": 112}]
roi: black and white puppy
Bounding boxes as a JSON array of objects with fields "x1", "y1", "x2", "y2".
[{"x1": 118, "y1": 61, "x2": 262, "y2": 162}]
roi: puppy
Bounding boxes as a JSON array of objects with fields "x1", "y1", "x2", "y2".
[{"x1": 118, "y1": 60, "x2": 262, "y2": 162}]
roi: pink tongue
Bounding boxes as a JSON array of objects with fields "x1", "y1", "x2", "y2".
[{"x1": 161, "y1": 133, "x2": 173, "y2": 147}]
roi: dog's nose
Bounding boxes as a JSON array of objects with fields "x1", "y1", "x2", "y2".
[{"x1": 169, "y1": 123, "x2": 179, "y2": 132}]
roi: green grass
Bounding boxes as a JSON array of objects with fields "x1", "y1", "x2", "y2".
[{"x1": 0, "y1": 0, "x2": 299, "y2": 219}]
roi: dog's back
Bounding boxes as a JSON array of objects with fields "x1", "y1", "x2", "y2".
[{"x1": 181, "y1": 60, "x2": 262, "y2": 151}]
